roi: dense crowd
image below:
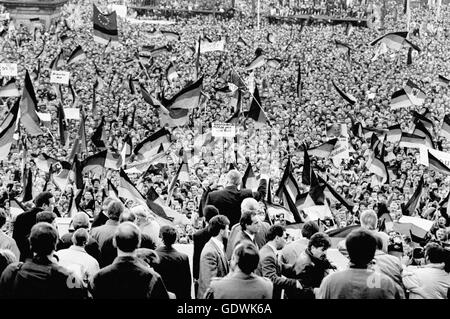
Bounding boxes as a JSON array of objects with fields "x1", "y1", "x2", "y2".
[{"x1": 0, "y1": 0, "x2": 449, "y2": 299}]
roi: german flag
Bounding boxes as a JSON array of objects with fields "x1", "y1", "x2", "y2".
[
  {"x1": 391, "y1": 89, "x2": 412, "y2": 110},
  {"x1": 81, "y1": 150, "x2": 107, "y2": 175},
  {"x1": 399, "y1": 132, "x2": 426, "y2": 149},
  {"x1": 386, "y1": 124, "x2": 402, "y2": 143},
  {"x1": 411, "y1": 110, "x2": 433, "y2": 131},
  {"x1": 244, "y1": 85, "x2": 268, "y2": 129},
  {"x1": 302, "y1": 144, "x2": 311, "y2": 185},
  {"x1": 20, "y1": 70, "x2": 43, "y2": 136},
  {"x1": 413, "y1": 120, "x2": 435, "y2": 149},
  {"x1": 307, "y1": 139, "x2": 338, "y2": 158},
  {"x1": 438, "y1": 75, "x2": 449, "y2": 86},
  {"x1": 93, "y1": 4, "x2": 118, "y2": 45},
  {"x1": 402, "y1": 176, "x2": 424, "y2": 216},
  {"x1": 440, "y1": 114, "x2": 450, "y2": 140},
  {"x1": 370, "y1": 31, "x2": 408, "y2": 51},
  {"x1": 0, "y1": 78, "x2": 20, "y2": 97},
  {"x1": 332, "y1": 80, "x2": 357, "y2": 105},
  {"x1": 162, "y1": 77, "x2": 203, "y2": 110},
  {"x1": 0, "y1": 99, "x2": 19, "y2": 161},
  {"x1": 242, "y1": 162, "x2": 258, "y2": 190},
  {"x1": 428, "y1": 151, "x2": 450, "y2": 175},
  {"x1": 67, "y1": 45, "x2": 86, "y2": 65},
  {"x1": 246, "y1": 55, "x2": 266, "y2": 71},
  {"x1": 404, "y1": 80, "x2": 426, "y2": 106},
  {"x1": 133, "y1": 128, "x2": 171, "y2": 161}
]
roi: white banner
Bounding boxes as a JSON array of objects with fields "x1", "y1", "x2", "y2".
[
  {"x1": 0, "y1": 63, "x2": 18, "y2": 76},
  {"x1": 212, "y1": 123, "x2": 236, "y2": 137},
  {"x1": 64, "y1": 108, "x2": 80, "y2": 120},
  {"x1": 303, "y1": 205, "x2": 333, "y2": 221},
  {"x1": 50, "y1": 70, "x2": 70, "y2": 85},
  {"x1": 36, "y1": 112, "x2": 51, "y2": 123},
  {"x1": 110, "y1": 4, "x2": 127, "y2": 18},
  {"x1": 200, "y1": 39, "x2": 225, "y2": 53},
  {"x1": 0, "y1": 13, "x2": 10, "y2": 21},
  {"x1": 419, "y1": 146, "x2": 450, "y2": 167},
  {"x1": 331, "y1": 137, "x2": 350, "y2": 166}
]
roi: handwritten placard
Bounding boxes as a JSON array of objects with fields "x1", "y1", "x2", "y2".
[
  {"x1": 212, "y1": 122, "x2": 235, "y2": 137},
  {"x1": 50, "y1": 70, "x2": 70, "y2": 85},
  {"x1": 0, "y1": 63, "x2": 18, "y2": 76}
]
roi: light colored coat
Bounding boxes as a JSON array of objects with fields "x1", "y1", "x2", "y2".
[{"x1": 402, "y1": 264, "x2": 450, "y2": 299}]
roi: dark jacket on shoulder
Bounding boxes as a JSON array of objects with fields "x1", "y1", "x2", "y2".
[
  {"x1": 12, "y1": 207, "x2": 43, "y2": 262},
  {"x1": 92, "y1": 255, "x2": 169, "y2": 299}
]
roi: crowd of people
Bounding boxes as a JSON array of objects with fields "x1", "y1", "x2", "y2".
[{"x1": 0, "y1": 0, "x2": 450, "y2": 299}]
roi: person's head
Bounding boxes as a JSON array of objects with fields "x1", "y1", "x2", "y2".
[
  {"x1": 208, "y1": 215, "x2": 230, "y2": 240},
  {"x1": 29, "y1": 222, "x2": 59, "y2": 257},
  {"x1": 71, "y1": 228, "x2": 89, "y2": 247},
  {"x1": 113, "y1": 222, "x2": 141, "y2": 254},
  {"x1": 231, "y1": 241, "x2": 260, "y2": 275},
  {"x1": 108, "y1": 200, "x2": 125, "y2": 221},
  {"x1": 301, "y1": 221, "x2": 320, "y2": 239},
  {"x1": 0, "y1": 208, "x2": 7, "y2": 228},
  {"x1": 203, "y1": 205, "x2": 219, "y2": 224},
  {"x1": 424, "y1": 242, "x2": 446, "y2": 266},
  {"x1": 308, "y1": 233, "x2": 331, "y2": 260},
  {"x1": 0, "y1": 249, "x2": 17, "y2": 276},
  {"x1": 102, "y1": 197, "x2": 114, "y2": 212},
  {"x1": 436, "y1": 228, "x2": 448, "y2": 242},
  {"x1": 136, "y1": 248, "x2": 160, "y2": 268},
  {"x1": 72, "y1": 212, "x2": 90, "y2": 230},
  {"x1": 360, "y1": 210, "x2": 378, "y2": 231},
  {"x1": 239, "y1": 211, "x2": 259, "y2": 235},
  {"x1": 119, "y1": 210, "x2": 137, "y2": 224},
  {"x1": 160, "y1": 225, "x2": 177, "y2": 248},
  {"x1": 36, "y1": 211, "x2": 57, "y2": 225},
  {"x1": 226, "y1": 170, "x2": 242, "y2": 187},
  {"x1": 34, "y1": 192, "x2": 55, "y2": 211},
  {"x1": 130, "y1": 205, "x2": 149, "y2": 225},
  {"x1": 345, "y1": 229, "x2": 377, "y2": 268},
  {"x1": 267, "y1": 224, "x2": 288, "y2": 250}
]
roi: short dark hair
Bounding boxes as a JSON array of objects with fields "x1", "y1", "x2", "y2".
[
  {"x1": 240, "y1": 211, "x2": 256, "y2": 231},
  {"x1": 208, "y1": 215, "x2": 230, "y2": 237},
  {"x1": 119, "y1": 211, "x2": 136, "y2": 223},
  {"x1": 267, "y1": 225, "x2": 285, "y2": 242},
  {"x1": 160, "y1": 225, "x2": 177, "y2": 247},
  {"x1": 108, "y1": 200, "x2": 124, "y2": 221},
  {"x1": 345, "y1": 229, "x2": 377, "y2": 267},
  {"x1": 34, "y1": 192, "x2": 54, "y2": 208},
  {"x1": 308, "y1": 232, "x2": 331, "y2": 251},
  {"x1": 302, "y1": 221, "x2": 319, "y2": 239},
  {"x1": 114, "y1": 222, "x2": 141, "y2": 253},
  {"x1": 0, "y1": 208, "x2": 7, "y2": 228},
  {"x1": 72, "y1": 228, "x2": 89, "y2": 246},
  {"x1": 203, "y1": 205, "x2": 219, "y2": 223},
  {"x1": 234, "y1": 241, "x2": 260, "y2": 275},
  {"x1": 29, "y1": 222, "x2": 58, "y2": 256},
  {"x1": 36, "y1": 211, "x2": 57, "y2": 224},
  {"x1": 424, "y1": 242, "x2": 445, "y2": 264}
]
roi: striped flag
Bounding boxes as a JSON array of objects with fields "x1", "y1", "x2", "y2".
[
  {"x1": 332, "y1": 81, "x2": 357, "y2": 105},
  {"x1": 334, "y1": 40, "x2": 351, "y2": 59},
  {"x1": 391, "y1": 89, "x2": 412, "y2": 110},
  {"x1": 399, "y1": 132, "x2": 426, "y2": 149},
  {"x1": 162, "y1": 77, "x2": 203, "y2": 110},
  {"x1": 275, "y1": 158, "x2": 303, "y2": 224},
  {"x1": 319, "y1": 176, "x2": 355, "y2": 212},
  {"x1": 93, "y1": 4, "x2": 118, "y2": 45},
  {"x1": 133, "y1": 128, "x2": 171, "y2": 161},
  {"x1": 246, "y1": 55, "x2": 266, "y2": 71},
  {"x1": 413, "y1": 120, "x2": 435, "y2": 149},
  {"x1": 0, "y1": 99, "x2": 19, "y2": 161},
  {"x1": 81, "y1": 150, "x2": 107, "y2": 175},
  {"x1": 386, "y1": 124, "x2": 402, "y2": 143},
  {"x1": 402, "y1": 176, "x2": 423, "y2": 216},
  {"x1": 307, "y1": 139, "x2": 338, "y2": 158},
  {"x1": 411, "y1": 110, "x2": 433, "y2": 131},
  {"x1": 367, "y1": 154, "x2": 389, "y2": 184},
  {"x1": 159, "y1": 107, "x2": 189, "y2": 128},
  {"x1": 428, "y1": 151, "x2": 450, "y2": 175},
  {"x1": 161, "y1": 30, "x2": 180, "y2": 41},
  {"x1": 370, "y1": 32, "x2": 408, "y2": 51},
  {"x1": 404, "y1": 80, "x2": 426, "y2": 106},
  {"x1": 51, "y1": 161, "x2": 72, "y2": 191},
  {"x1": 91, "y1": 116, "x2": 106, "y2": 149},
  {"x1": 31, "y1": 153, "x2": 58, "y2": 173},
  {"x1": 67, "y1": 45, "x2": 86, "y2": 65},
  {"x1": 118, "y1": 168, "x2": 148, "y2": 207},
  {"x1": 438, "y1": 75, "x2": 449, "y2": 86},
  {"x1": 20, "y1": 70, "x2": 43, "y2": 136},
  {"x1": 49, "y1": 50, "x2": 64, "y2": 70},
  {"x1": 302, "y1": 145, "x2": 311, "y2": 185},
  {"x1": 243, "y1": 85, "x2": 268, "y2": 128},
  {"x1": 242, "y1": 162, "x2": 258, "y2": 191},
  {"x1": 0, "y1": 78, "x2": 20, "y2": 97},
  {"x1": 440, "y1": 114, "x2": 450, "y2": 140},
  {"x1": 146, "y1": 187, "x2": 190, "y2": 225},
  {"x1": 57, "y1": 102, "x2": 68, "y2": 145}
]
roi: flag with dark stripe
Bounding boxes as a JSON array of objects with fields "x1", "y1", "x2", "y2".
[
  {"x1": 93, "y1": 4, "x2": 118, "y2": 45},
  {"x1": 402, "y1": 176, "x2": 423, "y2": 216}
]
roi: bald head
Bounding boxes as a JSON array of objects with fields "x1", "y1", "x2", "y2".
[
  {"x1": 226, "y1": 170, "x2": 242, "y2": 187},
  {"x1": 72, "y1": 212, "x2": 90, "y2": 230},
  {"x1": 241, "y1": 198, "x2": 259, "y2": 214},
  {"x1": 113, "y1": 222, "x2": 141, "y2": 253}
]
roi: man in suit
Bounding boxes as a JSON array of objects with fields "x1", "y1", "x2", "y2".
[
  {"x1": 90, "y1": 200, "x2": 123, "y2": 253},
  {"x1": 99, "y1": 211, "x2": 156, "y2": 267},
  {"x1": 192, "y1": 205, "x2": 219, "y2": 296},
  {"x1": 205, "y1": 241, "x2": 273, "y2": 299},
  {"x1": 197, "y1": 215, "x2": 230, "y2": 299},
  {"x1": 91, "y1": 197, "x2": 113, "y2": 228},
  {"x1": 154, "y1": 226, "x2": 192, "y2": 299},
  {"x1": 92, "y1": 222, "x2": 169, "y2": 299},
  {"x1": 256, "y1": 225, "x2": 303, "y2": 299},
  {"x1": 226, "y1": 202, "x2": 260, "y2": 261},
  {"x1": 13, "y1": 192, "x2": 55, "y2": 261},
  {"x1": 205, "y1": 169, "x2": 268, "y2": 227}
]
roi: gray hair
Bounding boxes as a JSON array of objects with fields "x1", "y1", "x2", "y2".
[
  {"x1": 226, "y1": 170, "x2": 242, "y2": 186},
  {"x1": 241, "y1": 198, "x2": 259, "y2": 214}
]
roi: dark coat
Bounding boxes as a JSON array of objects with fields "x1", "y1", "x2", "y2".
[
  {"x1": 91, "y1": 211, "x2": 109, "y2": 228},
  {"x1": 92, "y1": 255, "x2": 169, "y2": 299},
  {"x1": 12, "y1": 207, "x2": 43, "y2": 262},
  {"x1": 205, "y1": 179, "x2": 267, "y2": 227},
  {"x1": 0, "y1": 256, "x2": 86, "y2": 299},
  {"x1": 154, "y1": 246, "x2": 192, "y2": 299},
  {"x1": 192, "y1": 227, "x2": 211, "y2": 280}
]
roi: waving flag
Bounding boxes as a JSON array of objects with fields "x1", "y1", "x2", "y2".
[
  {"x1": 399, "y1": 132, "x2": 426, "y2": 149},
  {"x1": 438, "y1": 75, "x2": 449, "y2": 86},
  {"x1": 428, "y1": 151, "x2": 450, "y2": 175},
  {"x1": 404, "y1": 80, "x2": 426, "y2": 106},
  {"x1": 93, "y1": 4, "x2": 118, "y2": 44},
  {"x1": 391, "y1": 89, "x2": 412, "y2": 110},
  {"x1": 402, "y1": 176, "x2": 424, "y2": 216},
  {"x1": 413, "y1": 120, "x2": 435, "y2": 149},
  {"x1": 246, "y1": 55, "x2": 266, "y2": 71},
  {"x1": 244, "y1": 85, "x2": 268, "y2": 128},
  {"x1": 307, "y1": 139, "x2": 338, "y2": 158},
  {"x1": 0, "y1": 99, "x2": 19, "y2": 161},
  {"x1": 275, "y1": 158, "x2": 303, "y2": 224},
  {"x1": 161, "y1": 30, "x2": 180, "y2": 41},
  {"x1": 370, "y1": 32, "x2": 408, "y2": 51},
  {"x1": 20, "y1": 70, "x2": 43, "y2": 136},
  {"x1": 242, "y1": 162, "x2": 258, "y2": 190},
  {"x1": 411, "y1": 110, "x2": 433, "y2": 131},
  {"x1": 134, "y1": 128, "x2": 171, "y2": 161},
  {"x1": 81, "y1": 150, "x2": 107, "y2": 175},
  {"x1": 162, "y1": 77, "x2": 203, "y2": 110},
  {"x1": 57, "y1": 102, "x2": 68, "y2": 145},
  {"x1": 302, "y1": 145, "x2": 311, "y2": 185},
  {"x1": 67, "y1": 45, "x2": 86, "y2": 65},
  {"x1": 0, "y1": 78, "x2": 20, "y2": 97},
  {"x1": 440, "y1": 114, "x2": 450, "y2": 140},
  {"x1": 332, "y1": 81, "x2": 357, "y2": 105},
  {"x1": 386, "y1": 124, "x2": 402, "y2": 143}
]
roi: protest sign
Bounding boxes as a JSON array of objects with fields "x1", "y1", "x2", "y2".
[
  {"x1": 50, "y1": 70, "x2": 70, "y2": 85},
  {"x1": 212, "y1": 123, "x2": 236, "y2": 137},
  {"x1": 0, "y1": 63, "x2": 18, "y2": 76}
]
